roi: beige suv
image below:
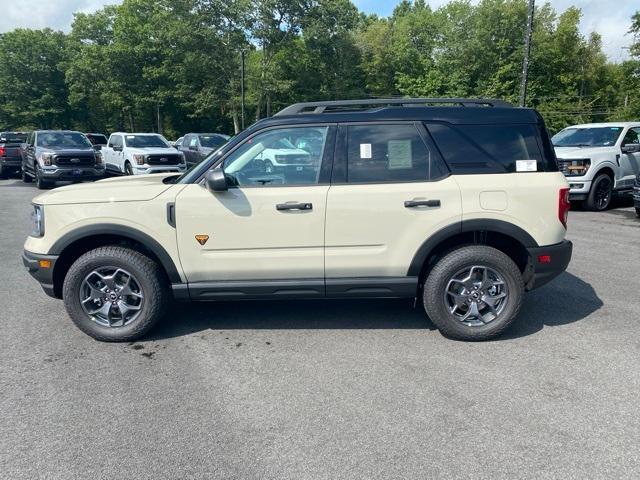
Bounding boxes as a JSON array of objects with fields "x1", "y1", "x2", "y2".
[{"x1": 23, "y1": 98, "x2": 572, "y2": 342}]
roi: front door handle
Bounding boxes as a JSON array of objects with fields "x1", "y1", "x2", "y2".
[
  {"x1": 276, "y1": 202, "x2": 313, "y2": 211},
  {"x1": 404, "y1": 199, "x2": 441, "y2": 208}
]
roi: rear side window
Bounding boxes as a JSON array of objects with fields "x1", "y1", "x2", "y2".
[
  {"x1": 346, "y1": 124, "x2": 443, "y2": 183},
  {"x1": 427, "y1": 123, "x2": 548, "y2": 174}
]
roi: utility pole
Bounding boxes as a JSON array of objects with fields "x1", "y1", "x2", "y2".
[
  {"x1": 156, "y1": 101, "x2": 163, "y2": 135},
  {"x1": 240, "y1": 50, "x2": 246, "y2": 130},
  {"x1": 519, "y1": 0, "x2": 535, "y2": 107}
]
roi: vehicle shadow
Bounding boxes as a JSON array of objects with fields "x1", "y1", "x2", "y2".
[{"x1": 149, "y1": 272, "x2": 601, "y2": 341}]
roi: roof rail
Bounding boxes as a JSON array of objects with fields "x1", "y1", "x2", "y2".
[{"x1": 274, "y1": 97, "x2": 513, "y2": 116}]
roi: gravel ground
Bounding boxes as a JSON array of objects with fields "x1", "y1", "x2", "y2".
[{"x1": 1, "y1": 178, "x2": 639, "y2": 479}]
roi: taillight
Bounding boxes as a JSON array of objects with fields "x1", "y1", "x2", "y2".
[
  {"x1": 0, "y1": 146, "x2": 5, "y2": 157},
  {"x1": 558, "y1": 187, "x2": 570, "y2": 229}
]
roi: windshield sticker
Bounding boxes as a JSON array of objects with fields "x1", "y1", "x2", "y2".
[
  {"x1": 387, "y1": 140, "x2": 412, "y2": 169},
  {"x1": 516, "y1": 159, "x2": 537, "y2": 172},
  {"x1": 360, "y1": 143, "x2": 372, "y2": 159}
]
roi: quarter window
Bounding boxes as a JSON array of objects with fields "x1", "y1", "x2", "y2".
[
  {"x1": 222, "y1": 126, "x2": 329, "y2": 187},
  {"x1": 346, "y1": 124, "x2": 435, "y2": 183}
]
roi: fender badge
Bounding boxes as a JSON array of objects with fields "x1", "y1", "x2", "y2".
[{"x1": 195, "y1": 235, "x2": 209, "y2": 246}]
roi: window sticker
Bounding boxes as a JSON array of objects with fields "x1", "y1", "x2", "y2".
[
  {"x1": 360, "y1": 143, "x2": 372, "y2": 159},
  {"x1": 388, "y1": 140, "x2": 413, "y2": 169},
  {"x1": 516, "y1": 159, "x2": 537, "y2": 172}
]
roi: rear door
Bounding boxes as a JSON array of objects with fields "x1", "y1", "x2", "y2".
[
  {"x1": 324, "y1": 122, "x2": 462, "y2": 292},
  {"x1": 175, "y1": 124, "x2": 335, "y2": 296}
]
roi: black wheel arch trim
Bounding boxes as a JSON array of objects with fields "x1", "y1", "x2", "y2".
[
  {"x1": 407, "y1": 219, "x2": 539, "y2": 276},
  {"x1": 48, "y1": 224, "x2": 182, "y2": 283}
]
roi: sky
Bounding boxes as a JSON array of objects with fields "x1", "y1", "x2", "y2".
[{"x1": 0, "y1": 0, "x2": 635, "y2": 62}]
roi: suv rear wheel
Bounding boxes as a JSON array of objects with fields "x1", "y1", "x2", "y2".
[
  {"x1": 423, "y1": 245, "x2": 524, "y2": 341},
  {"x1": 62, "y1": 246, "x2": 169, "y2": 342}
]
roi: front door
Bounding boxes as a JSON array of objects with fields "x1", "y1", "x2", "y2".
[
  {"x1": 619, "y1": 127, "x2": 640, "y2": 188},
  {"x1": 175, "y1": 125, "x2": 335, "y2": 296}
]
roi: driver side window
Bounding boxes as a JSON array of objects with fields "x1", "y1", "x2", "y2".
[
  {"x1": 222, "y1": 126, "x2": 330, "y2": 187},
  {"x1": 623, "y1": 128, "x2": 640, "y2": 145}
]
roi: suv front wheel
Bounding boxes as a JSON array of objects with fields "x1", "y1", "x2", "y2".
[
  {"x1": 62, "y1": 246, "x2": 169, "y2": 342},
  {"x1": 423, "y1": 245, "x2": 524, "y2": 341}
]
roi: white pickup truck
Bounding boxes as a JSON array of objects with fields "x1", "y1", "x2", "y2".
[
  {"x1": 552, "y1": 122, "x2": 640, "y2": 211},
  {"x1": 102, "y1": 132, "x2": 186, "y2": 176}
]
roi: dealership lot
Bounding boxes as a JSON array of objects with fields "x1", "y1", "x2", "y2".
[{"x1": 1, "y1": 178, "x2": 639, "y2": 479}]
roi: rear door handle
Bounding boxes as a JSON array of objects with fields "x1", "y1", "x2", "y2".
[
  {"x1": 404, "y1": 199, "x2": 441, "y2": 208},
  {"x1": 276, "y1": 202, "x2": 313, "y2": 211}
]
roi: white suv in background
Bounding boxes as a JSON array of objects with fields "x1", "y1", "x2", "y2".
[
  {"x1": 552, "y1": 123, "x2": 640, "y2": 211},
  {"x1": 102, "y1": 132, "x2": 186, "y2": 176}
]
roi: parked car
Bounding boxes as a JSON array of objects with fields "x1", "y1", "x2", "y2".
[
  {"x1": 552, "y1": 122, "x2": 640, "y2": 210},
  {"x1": 85, "y1": 133, "x2": 108, "y2": 150},
  {"x1": 21, "y1": 130, "x2": 105, "y2": 189},
  {"x1": 0, "y1": 131, "x2": 28, "y2": 178},
  {"x1": 102, "y1": 132, "x2": 186, "y2": 175},
  {"x1": 633, "y1": 172, "x2": 640, "y2": 217},
  {"x1": 169, "y1": 136, "x2": 183, "y2": 148},
  {"x1": 23, "y1": 97, "x2": 572, "y2": 342},
  {"x1": 179, "y1": 133, "x2": 230, "y2": 166}
]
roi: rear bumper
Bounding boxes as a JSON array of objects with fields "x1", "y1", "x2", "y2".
[
  {"x1": 0, "y1": 158, "x2": 21, "y2": 171},
  {"x1": 23, "y1": 249, "x2": 59, "y2": 298},
  {"x1": 525, "y1": 240, "x2": 573, "y2": 291}
]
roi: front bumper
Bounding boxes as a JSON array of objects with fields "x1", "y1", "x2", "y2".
[
  {"x1": 41, "y1": 166, "x2": 106, "y2": 181},
  {"x1": 525, "y1": 240, "x2": 573, "y2": 291},
  {"x1": 23, "y1": 250, "x2": 59, "y2": 298},
  {"x1": 134, "y1": 165, "x2": 187, "y2": 175},
  {"x1": 565, "y1": 178, "x2": 591, "y2": 201}
]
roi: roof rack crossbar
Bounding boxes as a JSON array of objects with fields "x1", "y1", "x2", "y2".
[{"x1": 275, "y1": 98, "x2": 513, "y2": 116}]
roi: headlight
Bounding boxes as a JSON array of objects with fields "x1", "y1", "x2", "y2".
[
  {"x1": 41, "y1": 153, "x2": 54, "y2": 166},
  {"x1": 565, "y1": 158, "x2": 591, "y2": 177},
  {"x1": 132, "y1": 154, "x2": 146, "y2": 165},
  {"x1": 94, "y1": 151, "x2": 103, "y2": 165},
  {"x1": 31, "y1": 204, "x2": 44, "y2": 237},
  {"x1": 179, "y1": 153, "x2": 186, "y2": 163}
]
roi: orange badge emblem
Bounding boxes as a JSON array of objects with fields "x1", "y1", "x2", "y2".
[{"x1": 195, "y1": 235, "x2": 209, "y2": 246}]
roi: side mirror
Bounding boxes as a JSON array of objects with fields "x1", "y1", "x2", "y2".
[
  {"x1": 113, "y1": 145, "x2": 123, "y2": 152},
  {"x1": 205, "y1": 167, "x2": 228, "y2": 192},
  {"x1": 621, "y1": 144, "x2": 640, "y2": 154},
  {"x1": 189, "y1": 145, "x2": 198, "y2": 151},
  {"x1": 93, "y1": 145, "x2": 102, "y2": 151}
]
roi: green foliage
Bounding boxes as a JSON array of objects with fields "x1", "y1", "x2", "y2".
[{"x1": 0, "y1": 0, "x2": 637, "y2": 137}]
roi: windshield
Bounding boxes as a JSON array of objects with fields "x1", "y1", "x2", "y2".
[
  {"x1": 0, "y1": 132, "x2": 27, "y2": 143},
  {"x1": 199, "y1": 135, "x2": 229, "y2": 148},
  {"x1": 37, "y1": 132, "x2": 92, "y2": 148},
  {"x1": 552, "y1": 127, "x2": 623, "y2": 147},
  {"x1": 124, "y1": 135, "x2": 169, "y2": 148}
]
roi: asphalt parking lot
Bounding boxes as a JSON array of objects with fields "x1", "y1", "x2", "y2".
[{"x1": 1, "y1": 178, "x2": 639, "y2": 479}]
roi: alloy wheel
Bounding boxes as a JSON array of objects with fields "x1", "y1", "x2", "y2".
[
  {"x1": 595, "y1": 177, "x2": 612, "y2": 210},
  {"x1": 79, "y1": 267, "x2": 144, "y2": 327},
  {"x1": 444, "y1": 265, "x2": 508, "y2": 327}
]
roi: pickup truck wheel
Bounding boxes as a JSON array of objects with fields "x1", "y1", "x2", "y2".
[
  {"x1": 586, "y1": 174, "x2": 612, "y2": 211},
  {"x1": 62, "y1": 246, "x2": 170, "y2": 342},
  {"x1": 636, "y1": 207, "x2": 640, "y2": 218},
  {"x1": 423, "y1": 245, "x2": 524, "y2": 341},
  {"x1": 124, "y1": 162, "x2": 133, "y2": 176},
  {"x1": 34, "y1": 165, "x2": 50, "y2": 189},
  {"x1": 21, "y1": 167, "x2": 32, "y2": 183}
]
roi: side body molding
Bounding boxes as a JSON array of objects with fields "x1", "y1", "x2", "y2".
[
  {"x1": 48, "y1": 224, "x2": 182, "y2": 283},
  {"x1": 407, "y1": 219, "x2": 539, "y2": 276}
]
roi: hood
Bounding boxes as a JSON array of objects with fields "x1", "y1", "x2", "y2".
[
  {"x1": 41, "y1": 147, "x2": 95, "y2": 154},
  {"x1": 33, "y1": 173, "x2": 177, "y2": 206},
  {"x1": 554, "y1": 146, "x2": 618, "y2": 158},
  {"x1": 126, "y1": 147, "x2": 178, "y2": 155}
]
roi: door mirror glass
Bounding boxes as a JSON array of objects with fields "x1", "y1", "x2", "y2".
[
  {"x1": 621, "y1": 144, "x2": 640, "y2": 153},
  {"x1": 205, "y1": 167, "x2": 228, "y2": 192}
]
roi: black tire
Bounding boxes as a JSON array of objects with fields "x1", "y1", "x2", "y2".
[
  {"x1": 62, "y1": 246, "x2": 170, "y2": 342},
  {"x1": 586, "y1": 173, "x2": 613, "y2": 211},
  {"x1": 636, "y1": 207, "x2": 640, "y2": 218},
  {"x1": 21, "y1": 167, "x2": 32, "y2": 183},
  {"x1": 423, "y1": 245, "x2": 524, "y2": 341},
  {"x1": 124, "y1": 162, "x2": 133, "y2": 176},
  {"x1": 34, "y1": 164, "x2": 51, "y2": 189}
]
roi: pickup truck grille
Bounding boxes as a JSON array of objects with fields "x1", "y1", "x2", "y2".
[
  {"x1": 54, "y1": 154, "x2": 95, "y2": 166},
  {"x1": 146, "y1": 154, "x2": 182, "y2": 165}
]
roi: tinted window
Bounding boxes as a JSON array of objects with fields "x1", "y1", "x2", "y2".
[
  {"x1": 87, "y1": 134, "x2": 107, "y2": 145},
  {"x1": 428, "y1": 123, "x2": 543, "y2": 174},
  {"x1": 199, "y1": 135, "x2": 228, "y2": 148},
  {"x1": 223, "y1": 126, "x2": 329, "y2": 187},
  {"x1": 552, "y1": 127, "x2": 623, "y2": 147},
  {"x1": 346, "y1": 124, "x2": 433, "y2": 183}
]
